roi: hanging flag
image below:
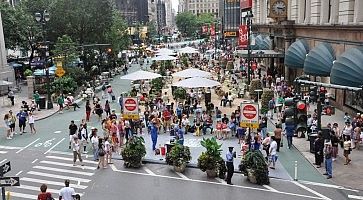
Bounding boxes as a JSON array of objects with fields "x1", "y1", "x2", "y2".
[
  {"x1": 238, "y1": 25, "x2": 248, "y2": 48},
  {"x1": 210, "y1": 25, "x2": 215, "y2": 36},
  {"x1": 202, "y1": 25, "x2": 208, "y2": 34},
  {"x1": 240, "y1": 0, "x2": 253, "y2": 10}
]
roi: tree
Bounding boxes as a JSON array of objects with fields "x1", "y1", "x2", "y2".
[
  {"x1": 175, "y1": 12, "x2": 197, "y2": 37},
  {"x1": 105, "y1": 10, "x2": 130, "y2": 57},
  {"x1": 147, "y1": 21, "x2": 157, "y2": 42},
  {"x1": 53, "y1": 35, "x2": 77, "y2": 67}
]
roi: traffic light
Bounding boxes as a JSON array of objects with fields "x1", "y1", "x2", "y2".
[
  {"x1": 309, "y1": 86, "x2": 318, "y2": 103},
  {"x1": 296, "y1": 100, "x2": 307, "y2": 137},
  {"x1": 284, "y1": 98, "x2": 295, "y2": 126}
]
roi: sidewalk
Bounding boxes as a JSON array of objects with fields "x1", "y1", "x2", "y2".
[{"x1": 269, "y1": 103, "x2": 363, "y2": 190}]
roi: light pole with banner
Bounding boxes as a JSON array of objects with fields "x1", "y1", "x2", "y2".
[
  {"x1": 35, "y1": 10, "x2": 53, "y2": 109},
  {"x1": 246, "y1": 10, "x2": 253, "y2": 85}
]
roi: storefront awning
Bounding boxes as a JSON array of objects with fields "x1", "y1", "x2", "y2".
[
  {"x1": 284, "y1": 39, "x2": 309, "y2": 69},
  {"x1": 330, "y1": 47, "x2": 363, "y2": 87},
  {"x1": 260, "y1": 36, "x2": 272, "y2": 50},
  {"x1": 304, "y1": 43, "x2": 335, "y2": 77},
  {"x1": 251, "y1": 34, "x2": 272, "y2": 50}
]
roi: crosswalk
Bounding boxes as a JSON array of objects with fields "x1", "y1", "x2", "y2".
[{"x1": 6, "y1": 152, "x2": 98, "y2": 199}]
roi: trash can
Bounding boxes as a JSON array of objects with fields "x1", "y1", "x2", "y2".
[
  {"x1": 309, "y1": 133, "x2": 318, "y2": 153},
  {"x1": 39, "y1": 97, "x2": 46, "y2": 109}
]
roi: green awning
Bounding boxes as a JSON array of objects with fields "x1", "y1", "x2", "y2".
[
  {"x1": 304, "y1": 43, "x2": 335, "y2": 77},
  {"x1": 260, "y1": 36, "x2": 272, "y2": 50},
  {"x1": 284, "y1": 39, "x2": 309, "y2": 69},
  {"x1": 330, "y1": 47, "x2": 363, "y2": 87}
]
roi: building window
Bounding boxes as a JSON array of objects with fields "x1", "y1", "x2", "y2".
[{"x1": 344, "y1": 90, "x2": 363, "y2": 112}]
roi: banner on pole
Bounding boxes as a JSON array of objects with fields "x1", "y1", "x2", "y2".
[{"x1": 238, "y1": 25, "x2": 248, "y2": 48}]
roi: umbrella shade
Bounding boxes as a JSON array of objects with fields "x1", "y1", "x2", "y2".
[
  {"x1": 284, "y1": 39, "x2": 309, "y2": 69},
  {"x1": 172, "y1": 68, "x2": 211, "y2": 78},
  {"x1": 330, "y1": 47, "x2": 363, "y2": 87},
  {"x1": 178, "y1": 47, "x2": 199, "y2": 54},
  {"x1": 172, "y1": 77, "x2": 220, "y2": 88},
  {"x1": 152, "y1": 55, "x2": 177, "y2": 61},
  {"x1": 120, "y1": 70, "x2": 161, "y2": 81},
  {"x1": 304, "y1": 42, "x2": 335, "y2": 77},
  {"x1": 154, "y1": 48, "x2": 175, "y2": 55},
  {"x1": 0, "y1": 80, "x2": 13, "y2": 86}
]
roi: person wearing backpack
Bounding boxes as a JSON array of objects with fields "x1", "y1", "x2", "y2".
[
  {"x1": 79, "y1": 124, "x2": 88, "y2": 154},
  {"x1": 37, "y1": 184, "x2": 54, "y2": 200},
  {"x1": 97, "y1": 138, "x2": 107, "y2": 169}
]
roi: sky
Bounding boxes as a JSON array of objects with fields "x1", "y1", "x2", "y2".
[{"x1": 171, "y1": 0, "x2": 179, "y2": 11}]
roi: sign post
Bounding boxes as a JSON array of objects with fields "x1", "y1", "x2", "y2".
[
  {"x1": 240, "y1": 103, "x2": 259, "y2": 150},
  {"x1": 122, "y1": 97, "x2": 140, "y2": 120},
  {"x1": 0, "y1": 161, "x2": 17, "y2": 200}
]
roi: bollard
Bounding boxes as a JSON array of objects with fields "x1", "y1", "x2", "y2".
[
  {"x1": 294, "y1": 161, "x2": 298, "y2": 181},
  {"x1": 6, "y1": 191, "x2": 10, "y2": 200}
]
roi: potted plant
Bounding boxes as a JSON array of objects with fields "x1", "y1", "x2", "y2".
[
  {"x1": 239, "y1": 150, "x2": 270, "y2": 185},
  {"x1": 165, "y1": 143, "x2": 191, "y2": 173},
  {"x1": 260, "y1": 88, "x2": 274, "y2": 115},
  {"x1": 197, "y1": 137, "x2": 224, "y2": 178},
  {"x1": 173, "y1": 87, "x2": 187, "y2": 102},
  {"x1": 249, "y1": 79, "x2": 262, "y2": 100},
  {"x1": 121, "y1": 136, "x2": 146, "y2": 168}
]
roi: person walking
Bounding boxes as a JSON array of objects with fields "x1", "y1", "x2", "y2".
[
  {"x1": 323, "y1": 140, "x2": 333, "y2": 179},
  {"x1": 72, "y1": 136, "x2": 84, "y2": 166},
  {"x1": 80, "y1": 124, "x2": 88, "y2": 154},
  {"x1": 274, "y1": 123, "x2": 282, "y2": 152},
  {"x1": 225, "y1": 146, "x2": 236, "y2": 185},
  {"x1": 150, "y1": 120, "x2": 158, "y2": 151},
  {"x1": 330, "y1": 130, "x2": 339, "y2": 161},
  {"x1": 343, "y1": 135, "x2": 352, "y2": 165},
  {"x1": 68, "y1": 120, "x2": 78, "y2": 149},
  {"x1": 104, "y1": 100, "x2": 111, "y2": 117},
  {"x1": 4, "y1": 114, "x2": 12, "y2": 140},
  {"x1": 16, "y1": 109, "x2": 28, "y2": 134},
  {"x1": 97, "y1": 139, "x2": 107, "y2": 169},
  {"x1": 33, "y1": 91, "x2": 40, "y2": 111},
  {"x1": 314, "y1": 132, "x2": 324, "y2": 168},
  {"x1": 59, "y1": 180, "x2": 76, "y2": 200},
  {"x1": 57, "y1": 94, "x2": 64, "y2": 113},
  {"x1": 90, "y1": 127, "x2": 99, "y2": 161},
  {"x1": 8, "y1": 110, "x2": 16, "y2": 136},
  {"x1": 28, "y1": 112, "x2": 36, "y2": 134},
  {"x1": 85, "y1": 100, "x2": 92, "y2": 122},
  {"x1": 37, "y1": 184, "x2": 53, "y2": 200},
  {"x1": 104, "y1": 136, "x2": 112, "y2": 165},
  {"x1": 285, "y1": 123, "x2": 295, "y2": 149},
  {"x1": 269, "y1": 136, "x2": 278, "y2": 169}
]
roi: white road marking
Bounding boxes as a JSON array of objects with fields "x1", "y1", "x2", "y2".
[
  {"x1": 27, "y1": 171, "x2": 91, "y2": 182},
  {"x1": 110, "y1": 164, "x2": 118, "y2": 172},
  {"x1": 18, "y1": 184, "x2": 60, "y2": 194},
  {"x1": 0, "y1": 145, "x2": 22, "y2": 150},
  {"x1": 176, "y1": 172, "x2": 190, "y2": 180},
  {"x1": 0, "y1": 159, "x2": 7, "y2": 165},
  {"x1": 111, "y1": 165, "x2": 325, "y2": 200},
  {"x1": 349, "y1": 195, "x2": 363, "y2": 200},
  {"x1": 21, "y1": 177, "x2": 87, "y2": 189},
  {"x1": 299, "y1": 180, "x2": 359, "y2": 192},
  {"x1": 46, "y1": 155, "x2": 98, "y2": 164},
  {"x1": 16, "y1": 138, "x2": 40, "y2": 153},
  {"x1": 263, "y1": 185, "x2": 279, "y2": 192},
  {"x1": 31, "y1": 159, "x2": 38, "y2": 163},
  {"x1": 54, "y1": 131, "x2": 62, "y2": 134},
  {"x1": 143, "y1": 166, "x2": 156, "y2": 175},
  {"x1": 7, "y1": 192, "x2": 37, "y2": 199},
  {"x1": 44, "y1": 138, "x2": 65, "y2": 154},
  {"x1": 39, "y1": 160, "x2": 97, "y2": 170},
  {"x1": 0, "y1": 151, "x2": 7, "y2": 154},
  {"x1": 215, "y1": 177, "x2": 227, "y2": 185},
  {"x1": 292, "y1": 181, "x2": 332, "y2": 200},
  {"x1": 49, "y1": 150, "x2": 94, "y2": 158},
  {"x1": 33, "y1": 166, "x2": 94, "y2": 176},
  {"x1": 15, "y1": 170, "x2": 23, "y2": 176}
]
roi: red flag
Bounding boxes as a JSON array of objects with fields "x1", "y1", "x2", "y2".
[
  {"x1": 210, "y1": 25, "x2": 215, "y2": 36},
  {"x1": 202, "y1": 26, "x2": 208, "y2": 34},
  {"x1": 240, "y1": 0, "x2": 252, "y2": 10},
  {"x1": 238, "y1": 25, "x2": 248, "y2": 48}
]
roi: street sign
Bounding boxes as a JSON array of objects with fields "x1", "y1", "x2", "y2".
[
  {"x1": 122, "y1": 97, "x2": 139, "y2": 120},
  {"x1": 0, "y1": 177, "x2": 20, "y2": 187},
  {"x1": 0, "y1": 162, "x2": 11, "y2": 176},
  {"x1": 240, "y1": 103, "x2": 259, "y2": 128},
  {"x1": 55, "y1": 67, "x2": 66, "y2": 77}
]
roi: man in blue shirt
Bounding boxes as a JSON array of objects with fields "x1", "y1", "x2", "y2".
[
  {"x1": 17, "y1": 109, "x2": 28, "y2": 134},
  {"x1": 150, "y1": 121, "x2": 158, "y2": 151},
  {"x1": 225, "y1": 146, "x2": 236, "y2": 185},
  {"x1": 285, "y1": 124, "x2": 295, "y2": 149}
]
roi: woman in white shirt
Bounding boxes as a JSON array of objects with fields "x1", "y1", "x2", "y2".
[
  {"x1": 80, "y1": 125, "x2": 88, "y2": 154},
  {"x1": 28, "y1": 112, "x2": 36, "y2": 134},
  {"x1": 104, "y1": 136, "x2": 112, "y2": 165},
  {"x1": 72, "y1": 136, "x2": 84, "y2": 166},
  {"x1": 90, "y1": 127, "x2": 99, "y2": 161}
]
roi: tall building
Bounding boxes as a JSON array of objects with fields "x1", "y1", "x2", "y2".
[
  {"x1": 219, "y1": 0, "x2": 240, "y2": 41},
  {"x1": 178, "y1": 0, "x2": 187, "y2": 13},
  {"x1": 156, "y1": 0, "x2": 166, "y2": 33},
  {"x1": 164, "y1": 0, "x2": 173, "y2": 27},
  {"x1": 115, "y1": 0, "x2": 149, "y2": 24},
  {"x1": 250, "y1": 0, "x2": 363, "y2": 114},
  {"x1": 0, "y1": 11, "x2": 15, "y2": 83},
  {"x1": 184, "y1": 0, "x2": 220, "y2": 16},
  {"x1": 148, "y1": 0, "x2": 157, "y2": 23}
]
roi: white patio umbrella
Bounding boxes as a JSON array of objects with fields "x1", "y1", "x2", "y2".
[
  {"x1": 152, "y1": 55, "x2": 177, "y2": 61},
  {"x1": 172, "y1": 68, "x2": 211, "y2": 78},
  {"x1": 178, "y1": 46, "x2": 199, "y2": 54},
  {"x1": 0, "y1": 80, "x2": 13, "y2": 86},
  {"x1": 172, "y1": 77, "x2": 220, "y2": 88},
  {"x1": 154, "y1": 48, "x2": 175, "y2": 55},
  {"x1": 120, "y1": 70, "x2": 161, "y2": 81}
]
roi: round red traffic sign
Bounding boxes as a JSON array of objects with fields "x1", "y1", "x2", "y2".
[
  {"x1": 243, "y1": 104, "x2": 257, "y2": 119},
  {"x1": 124, "y1": 98, "x2": 137, "y2": 111}
]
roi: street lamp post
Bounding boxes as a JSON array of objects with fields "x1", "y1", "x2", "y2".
[
  {"x1": 246, "y1": 10, "x2": 253, "y2": 85},
  {"x1": 35, "y1": 10, "x2": 52, "y2": 109}
]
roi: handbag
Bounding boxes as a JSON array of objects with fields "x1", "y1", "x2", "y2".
[{"x1": 98, "y1": 148, "x2": 105, "y2": 156}]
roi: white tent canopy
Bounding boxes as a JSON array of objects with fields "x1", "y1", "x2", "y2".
[
  {"x1": 178, "y1": 46, "x2": 199, "y2": 54},
  {"x1": 154, "y1": 48, "x2": 175, "y2": 55},
  {"x1": 152, "y1": 55, "x2": 177, "y2": 61},
  {"x1": 0, "y1": 80, "x2": 13, "y2": 86},
  {"x1": 120, "y1": 70, "x2": 161, "y2": 81},
  {"x1": 172, "y1": 68, "x2": 211, "y2": 78},
  {"x1": 172, "y1": 77, "x2": 220, "y2": 88}
]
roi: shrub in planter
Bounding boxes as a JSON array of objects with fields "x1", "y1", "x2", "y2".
[
  {"x1": 165, "y1": 143, "x2": 191, "y2": 173},
  {"x1": 24, "y1": 69, "x2": 33, "y2": 77},
  {"x1": 121, "y1": 136, "x2": 146, "y2": 168},
  {"x1": 260, "y1": 88, "x2": 274, "y2": 114},
  {"x1": 249, "y1": 79, "x2": 262, "y2": 100},
  {"x1": 50, "y1": 76, "x2": 77, "y2": 95},
  {"x1": 197, "y1": 137, "x2": 223, "y2": 178},
  {"x1": 239, "y1": 150, "x2": 269, "y2": 185}
]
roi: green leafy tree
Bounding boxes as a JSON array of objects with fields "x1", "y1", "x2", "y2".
[
  {"x1": 53, "y1": 35, "x2": 77, "y2": 67},
  {"x1": 50, "y1": 76, "x2": 77, "y2": 94},
  {"x1": 175, "y1": 12, "x2": 197, "y2": 37}
]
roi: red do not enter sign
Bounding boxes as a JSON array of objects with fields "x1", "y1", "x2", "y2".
[
  {"x1": 124, "y1": 98, "x2": 137, "y2": 111},
  {"x1": 243, "y1": 104, "x2": 257, "y2": 119}
]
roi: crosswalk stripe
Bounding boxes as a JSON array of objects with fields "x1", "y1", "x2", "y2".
[
  {"x1": 33, "y1": 166, "x2": 94, "y2": 176},
  {"x1": 27, "y1": 171, "x2": 91, "y2": 182},
  {"x1": 46, "y1": 155, "x2": 98, "y2": 165},
  {"x1": 0, "y1": 145, "x2": 22, "y2": 150},
  {"x1": 6, "y1": 192, "x2": 37, "y2": 199},
  {"x1": 18, "y1": 185, "x2": 60, "y2": 194},
  {"x1": 49, "y1": 150, "x2": 94, "y2": 158},
  {"x1": 40, "y1": 160, "x2": 97, "y2": 170},
  {"x1": 0, "y1": 151, "x2": 7, "y2": 154},
  {"x1": 21, "y1": 177, "x2": 88, "y2": 189}
]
